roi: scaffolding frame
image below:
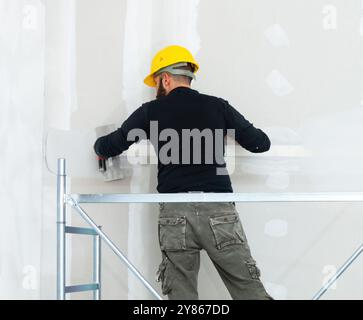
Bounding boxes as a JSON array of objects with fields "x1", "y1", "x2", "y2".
[{"x1": 56, "y1": 158, "x2": 363, "y2": 300}]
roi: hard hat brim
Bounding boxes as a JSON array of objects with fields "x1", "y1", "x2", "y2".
[{"x1": 144, "y1": 73, "x2": 157, "y2": 87}]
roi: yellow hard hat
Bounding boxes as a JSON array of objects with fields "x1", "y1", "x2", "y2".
[{"x1": 144, "y1": 45, "x2": 199, "y2": 87}]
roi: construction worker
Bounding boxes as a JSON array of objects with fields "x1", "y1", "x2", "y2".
[{"x1": 94, "y1": 45, "x2": 273, "y2": 300}]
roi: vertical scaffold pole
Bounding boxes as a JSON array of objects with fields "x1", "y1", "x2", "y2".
[
  {"x1": 57, "y1": 158, "x2": 66, "y2": 300},
  {"x1": 93, "y1": 227, "x2": 101, "y2": 300}
]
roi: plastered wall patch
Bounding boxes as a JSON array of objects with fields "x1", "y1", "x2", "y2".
[
  {"x1": 22, "y1": 5, "x2": 38, "y2": 30},
  {"x1": 266, "y1": 70, "x2": 294, "y2": 97},
  {"x1": 264, "y1": 219, "x2": 289, "y2": 238},
  {"x1": 263, "y1": 127, "x2": 300, "y2": 145},
  {"x1": 298, "y1": 106, "x2": 363, "y2": 180},
  {"x1": 322, "y1": 5, "x2": 337, "y2": 30},
  {"x1": 22, "y1": 265, "x2": 37, "y2": 290},
  {"x1": 266, "y1": 171, "x2": 290, "y2": 189},
  {"x1": 264, "y1": 24, "x2": 289, "y2": 47}
]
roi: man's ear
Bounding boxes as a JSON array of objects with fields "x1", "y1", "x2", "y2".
[{"x1": 163, "y1": 73, "x2": 170, "y2": 87}]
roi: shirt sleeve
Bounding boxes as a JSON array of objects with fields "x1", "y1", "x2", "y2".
[
  {"x1": 94, "y1": 103, "x2": 150, "y2": 158},
  {"x1": 221, "y1": 99, "x2": 271, "y2": 153}
]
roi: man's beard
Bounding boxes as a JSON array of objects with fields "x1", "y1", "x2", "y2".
[{"x1": 156, "y1": 78, "x2": 167, "y2": 99}]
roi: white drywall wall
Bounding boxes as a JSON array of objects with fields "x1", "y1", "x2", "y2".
[
  {"x1": 0, "y1": 0, "x2": 44, "y2": 299},
  {"x1": 69, "y1": 0, "x2": 363, "y2": 300},
  {"x1": 2, "y1": 0, "x2": 363, "y2": 300}
]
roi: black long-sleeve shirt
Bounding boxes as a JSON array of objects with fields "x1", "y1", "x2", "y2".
[{"x1": 94, "y1": 86, "x2": 270, "y2": 193}]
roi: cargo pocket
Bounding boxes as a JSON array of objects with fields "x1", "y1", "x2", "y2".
[
  {"x1": 158, "y1": 216, "x2": 187, "y2": 251},
  {"x1": 209, "y1": 214, "x2": 245, "y2": 249},
  {"x1": 245, "y1": 259, "x2": 261, "y2": 280},
  {"x1": 156, "y1": 256, "x2": 173, "y2": 295}
]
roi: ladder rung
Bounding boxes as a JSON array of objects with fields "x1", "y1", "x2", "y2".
[
  {"x1": 65, "y1": 226, "x2": 98, "y2": 236},
  {"x1": 65, "y1": 283, "x2": 99, "y2": 293}
]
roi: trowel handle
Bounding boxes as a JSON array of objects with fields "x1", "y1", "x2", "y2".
[{"x1": 97, "y1": 156, "x2": 107, "y2": 172}]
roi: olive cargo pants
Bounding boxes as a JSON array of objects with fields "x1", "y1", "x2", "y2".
[{"x1": 155, "y1": 201, "x2": 272, "y2": 300}]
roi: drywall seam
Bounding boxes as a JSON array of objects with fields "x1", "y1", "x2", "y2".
[{"x1": 123, "y1": 0, "x2": 201, "y2": 299}]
